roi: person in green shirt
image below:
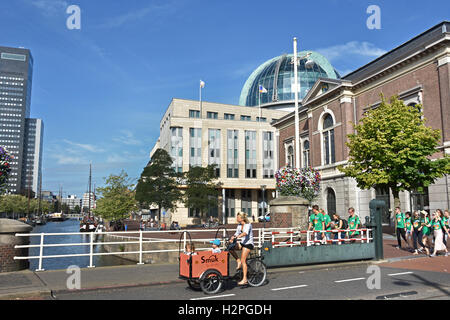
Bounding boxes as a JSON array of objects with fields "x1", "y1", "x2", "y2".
[
  {"x1": 411, "y1": 210, "x2": 429, "y2": 255},
  {"x1": 320, "y1": 209, "x2": 332, "y2": 242},
  {"x1": 394, "y1": 207, "x2": 408, "y2": 250},
  {"x1": 420, "y1": 210, "x2": 432, "y2": 250},
  {"x1": 430, "y1": 210, "x2": 449, "y2": 257},
  {"x1": 347, "y1": 207, "x2": 361, "y2": 240},
  {"x1": 443, "y1": 210, "x2": 449, "y2": 247},
  {"x1": 405, "y1": 212, "x2": 413, "y2": 249},
  {"x1": 309, "y1": 205, "x2": 325, "y2": 244}
]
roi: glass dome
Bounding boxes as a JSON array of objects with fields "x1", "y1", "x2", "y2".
[{"x1": 239, "y1": 51, "x2": 340, "y2": 107}]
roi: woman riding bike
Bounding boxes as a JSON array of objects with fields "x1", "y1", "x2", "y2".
[{"x1": 229, "y1": 212, "x2": 254, "y2": 286}]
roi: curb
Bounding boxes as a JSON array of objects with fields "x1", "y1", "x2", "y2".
[{"x1": 0, "y1": 289, "x2": 51, "y2": 300}]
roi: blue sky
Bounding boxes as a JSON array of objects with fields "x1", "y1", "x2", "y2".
[{"x1": 1, "y1": 0, "x2": 448, "y2": 197}]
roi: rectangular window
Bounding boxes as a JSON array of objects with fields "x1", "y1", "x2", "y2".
[
  {"x1": 241, "y1": 189, "x2": 252, "y2": 216},
  {"x1": 245, "y1": 131, "x2": 257, "y2": 178},
  {"x1": 263, "y1": 131, "x2": 274, "y2": 179},
  {"x1": 256, "y1": 117, "x2": 267, "y2": 122},
  {"x1": 189, "y1": 110, "x2": 200, "y2": 118},
  {"x1": 225, "y1": 189, "x2": 235, "y2": 218},
  {"x1": 207, "y1": 112, "x2": 218, "y2": 119},
  {"x1": 1, "y1": 53, "x2": 26, "y2": 61},
  {"x1": 208, "y1": 129, "x2": 221, "y2": 177},
  {"x1": 241, "y1": 115, "x2": 251, "y2": 121},
  {"x1": 170, "y1": 127, "x2": 183, "y2": 173},
  {"x1": 189, "y1": 128, "x2": 202, "y2": 167},
  {"x1": 224, "y1": 113, "x2": 235, "y2": 120},
  {"x1": 227, "y1": 130, "x2": 239, "y2": 178},
  {"x1": 188, "y1": 208, "x2": 200, "y2": 218}
]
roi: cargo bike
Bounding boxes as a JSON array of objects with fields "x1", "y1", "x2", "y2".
[{"x1": 178, "y1": 228, "x2": 267, "y2": 295}]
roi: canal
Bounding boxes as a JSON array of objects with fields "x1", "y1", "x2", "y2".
[{"x1": 29, "y1": 219, "x2": 134, "y2": 271}]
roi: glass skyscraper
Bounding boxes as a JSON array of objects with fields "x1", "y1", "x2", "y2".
[{"x1": 0, "y1": 46, "x2": 43, "y2": 195}]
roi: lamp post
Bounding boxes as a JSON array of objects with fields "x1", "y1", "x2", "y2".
[
  {"x1": 261, "y1": 185, "x2": 267, "y2": 228},
  {"x1": 291, "y1": 38, "x2": 313, "y2": 169}
]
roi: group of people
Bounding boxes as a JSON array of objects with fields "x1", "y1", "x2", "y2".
[
  {"x1": 308, "y1": 205, "x2": 363, "y2": 243},
  {"x1": 395, "y1": 208, "x2": 449, "y2": 257}
]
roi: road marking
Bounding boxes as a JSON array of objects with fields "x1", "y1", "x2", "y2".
[
  {"x1": 271, "y1": 284, "x2": 308, "y2": 291},
  {"x1": 387, "y1": 272, "x2": 414, "y2": 277},
  {"x1": 334, "y1": 277, "x2": 366, "y2": 283},
  {"x1": 190, "y1": 294, "x2": 236, "y2": 300}
]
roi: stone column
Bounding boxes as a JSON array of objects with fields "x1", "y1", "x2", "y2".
[
  {"x1": 0, "y1": 219, "x2": 33, "y2": 273},
  {"x1": 269, "y1": 196, "x2": 310, "y2": 230}
]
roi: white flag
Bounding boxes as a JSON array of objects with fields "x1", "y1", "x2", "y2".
[{"x1": 200, "y1": 80, "x2": 205, "y2": 88}]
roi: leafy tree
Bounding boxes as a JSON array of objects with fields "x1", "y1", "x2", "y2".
[
  {"x1": 135, "y1": 148, "x2": 182, "y2": 223},
  {"x1": 183, "y1": 165, "x2": 222, "y2": 220},
  {"x1": 0, "y1": 195, "x2": 28, "y2": 215},
  {"x1": 94, "y1": 171, "x2": 138, "y2": 221},
  {"x1": 74, "y1": 205, "x2": 81, "y2": 214},
  {"x1": 339, "y1": 95, "x2": 450, "y2": 209}
]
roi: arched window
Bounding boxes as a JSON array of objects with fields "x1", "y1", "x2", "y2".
[
  {"x1": 322, "y1": 114, "x2": 335, "y2": 165},
  {"x1": 287, "y1": 145, "x2": 294, "y2": 168},
  {"x1": 326, "y1": 188, "x2": 336, "y2": 216},
  {"x1": 303, "y1": 140, "x2": 310, "y2": 168}
]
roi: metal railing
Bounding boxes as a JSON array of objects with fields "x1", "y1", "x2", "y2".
[{"x1": 14, "y1": 227, "x2": 373, "y2": 272}]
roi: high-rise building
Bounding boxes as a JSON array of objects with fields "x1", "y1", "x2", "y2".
[
  {"x1": 62, "y1": 195, "x2": 82, "y2": 211},
  {"x1": 82, "y1": 192, "x2": 96, "y2": 212},
  {"x1": 0, "y1": 46, "x2": 43, "y2": 195}
]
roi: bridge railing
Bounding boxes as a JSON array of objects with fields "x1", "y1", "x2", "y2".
[{"x1": 14, "y1": 227, "x2": 372, "y2": 272}]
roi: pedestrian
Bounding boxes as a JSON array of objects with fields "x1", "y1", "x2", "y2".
[
  {"x1": 443, "y1": 209, "x2": 449, "y2": 247},
  {"x1": 394, "y1": 207, "x2": 408, "y2": 250},
  {"x1": 332, "y1": 213, "x2": 346, "y2": 244},
  {"x1": 411, "y1": 211, "x2": 429, "y2": 255},
  {"x1": 405, "y1": 212, "x2": 413, "y2": 249},
  {"x1": 420, "y1": 210, "x2": 431, "y2": 250},
  {"x1": 430, "y1": 210, "x2": 449, "y2": 257},
  {"x1": 321, "y1": 209, "x2": 332, "y2": 243},
  {"x1": 229, "y1": 212, "x2": 254, "y2": 286},
  {"x1": 347, "y1": 207, "x2": 361, "y2": 241},
  {"x1": 308, "y1": 205, "x2": 325, "y2": 244}
]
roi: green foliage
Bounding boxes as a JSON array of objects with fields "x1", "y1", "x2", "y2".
[
  {"x1": 94, "y1": 170, "x2": 138, "y2": 221},
  {"x1": 183, "y1": 165, "x2": 222, "y2": 218},
  {"x1": 339, "y1": 95, "x2": 450, "y2": 207},
  {"x1": 135, "y1": 149, "x2": 182, "y2": 221}
]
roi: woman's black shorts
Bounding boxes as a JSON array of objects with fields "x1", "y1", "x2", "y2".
[{"x1": 241, "y1": 243, "x2": 254, "y2": 250}]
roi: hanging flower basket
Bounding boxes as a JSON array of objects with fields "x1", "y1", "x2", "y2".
[
  {"x1": 275, "y1": 166, "x2": 321, "y2": 203},
  {"x1": 0, "y1": 146, "x2": 13, "y2": 194}
]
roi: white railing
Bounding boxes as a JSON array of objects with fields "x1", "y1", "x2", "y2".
[{"x1": 14, "y1": 227, "x2": 373, "y2": 272}]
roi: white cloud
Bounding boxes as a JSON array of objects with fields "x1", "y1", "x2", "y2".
[
  {"x1": 52, "y1": 154, "x2": 88, "y2": 165},
  {"x1": 63, "y1": 139, "x2": 105, "y2": 153},
  {"x1": 112, "y1": 130, "x2": 142, "y2": 146},
  {"x1": 30, "y1": 0, "x2": 68, "y2": 16},
  {"x1": 316, "y1": 41, "x2": 387, "y2": 62}
]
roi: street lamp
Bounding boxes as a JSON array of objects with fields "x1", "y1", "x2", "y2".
[
  {"x1": 261, "y1": 185, "x2": 267, "y2": 228},
  {"x1": 291, "y1": 38, "x2": 313, "y2": 169}
]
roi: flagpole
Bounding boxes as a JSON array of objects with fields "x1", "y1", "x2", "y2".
[
  {"x1": 199, "y1": 81, "x2": 202, "y2": 119},
  {"x1": 293, "y1": 38, "x2": 301, "y2": 169}
]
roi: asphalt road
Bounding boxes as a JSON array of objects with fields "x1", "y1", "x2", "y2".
[{"x1": 51, "y1": 262, "x2": 450, "y2": 300}]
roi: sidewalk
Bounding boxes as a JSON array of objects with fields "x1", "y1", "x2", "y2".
[{"x1": 1, "y1": 235, "x2": 447, "y2": 300}]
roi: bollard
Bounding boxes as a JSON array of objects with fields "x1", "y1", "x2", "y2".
[
  {"x1": 0, "y1": 219, "x2": 33, "y2": 273},
  {"x1": 369, "y1": 200, "x2": 385, "y2": 260}
]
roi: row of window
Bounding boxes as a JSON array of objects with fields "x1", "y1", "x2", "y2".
[
  {"x1": 0, "y1": 91, "x2": 23, "y2": 97},
  {"x1": 0, "y1": 97, "x2": 22, "y2": 101},
  {"x1": 0, "y1": 76, "x2": 24, "y2": 81},
  {"x1": 170, "y1": 127, "x2": 275, "y2": 179},
  {"x1": 189, "y1": 109, "x2": 272, "y2": 123},
  {"x1": 0, "y1": 81, "x2": 23, "y2": 86}
]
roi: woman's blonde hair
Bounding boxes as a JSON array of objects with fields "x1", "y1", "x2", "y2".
[{"x1": 237, "y1": 212, "x2": 250, "y2": 224}]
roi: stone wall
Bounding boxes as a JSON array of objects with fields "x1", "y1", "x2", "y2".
[
  {"x1": 269, "y1": 196, "x2": 310, "y2": 229},
  {"x1": 0, "y1": 219, "x2": 32, "y2": 273}
]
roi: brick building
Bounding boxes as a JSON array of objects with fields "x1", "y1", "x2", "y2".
[{"x1": 272, "y1": 21, "x2": 450, "y2": 224}]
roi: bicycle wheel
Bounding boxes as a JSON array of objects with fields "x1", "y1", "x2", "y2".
[
  {"x1": 247, "y1": 258, "x2": 267, "y2": 287},
  {"x1": 200, "y1": 270, "x2": 223, "y2": 295},
  {"x1": 187, "y1": 279, "x2": 201, "y2": 291}
]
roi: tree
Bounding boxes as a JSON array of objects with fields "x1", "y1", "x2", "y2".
[
  {"x1": 74, "y1": 205, "x2": 81, "y2": 214},
  {"x1": 94, "y1": 171, "x2": 138, "y2": 221},
  {"x1": 0, "y1": 194, "x2": 28, "y2": 216},
  {"x1": 0, "y1": 146, "x2": 12, "y2": 195},
  {"x1": 135, "y1": 148, "x2": 182, "y2": 223},
  {"x1": 183, "y1": 165, "x2": 222, "y2": 220},
  {"x1": 339, "y1": 95, "x2": 450, "y2": 209}
]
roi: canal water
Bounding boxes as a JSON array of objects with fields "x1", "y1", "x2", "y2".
[{"x1": 29, "y1": 219, "x2": 134, "y2": 271}]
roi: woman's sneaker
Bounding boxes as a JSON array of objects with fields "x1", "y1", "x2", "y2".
[{"x1": 413, "y1": 250, "x2": 418, "y2": 255}]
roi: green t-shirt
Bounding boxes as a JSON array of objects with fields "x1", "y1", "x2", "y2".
[
  {"x1": 412, "y1": 217, "x2": 421, "y2": 230},
  {"x1": 322, "y1": 214, "x2": 332, "y2": 231},
  {"x1": 443, "y1": 217, "x2": 449, "y2": 228},
  {"x1": 421, "y1": 217, "x2": 430, "y2": 235},
  {"x1": 405, "y1": 217, "x2": 412, "y2": 231},
  {"x1": 348, "y1": 215, "x2": 361, "y2": 236},
  {"x1": 310, "y1": 214, "x2": 324, "y2": 231},
  {"x1": 395, "y1": 212, "x2": 405, "y2": 229},
  {"x1": 431, "y1": 219, "x2": 443, "y2": 231}
]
